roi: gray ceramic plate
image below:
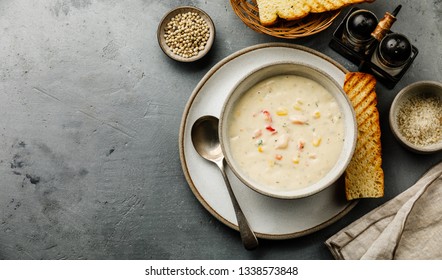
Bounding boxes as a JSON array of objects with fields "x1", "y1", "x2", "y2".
[{"x1": 179, "y1": 43, "x2": 357, "y2": 239}]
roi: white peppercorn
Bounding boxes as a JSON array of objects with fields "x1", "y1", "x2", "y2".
[{"x1": 164, "y1": 11, "x2": 210, "y2": 58}]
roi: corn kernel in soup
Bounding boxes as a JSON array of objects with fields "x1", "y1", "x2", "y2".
[{"x1": 228, "y1": 75, "x2": 345, "y2": 191}]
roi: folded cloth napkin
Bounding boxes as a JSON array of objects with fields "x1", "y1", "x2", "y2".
[{"x1": 325, "y1": 161, "x2": 442, "y2": 260}]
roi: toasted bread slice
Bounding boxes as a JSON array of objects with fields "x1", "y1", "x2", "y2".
[
  {"x1": 344, "y1": 72, "x2": 384, "y2": 200},
  {"x1": 256, "y1": 0, "x2": 375, "y2": 26}
]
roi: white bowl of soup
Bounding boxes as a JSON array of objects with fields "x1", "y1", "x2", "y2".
[{"x1": 219, "y1": 62, "x2": 357, "y2": 199}]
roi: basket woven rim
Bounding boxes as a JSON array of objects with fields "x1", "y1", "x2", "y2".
[{"x1": 230, "y1": 0, "x2": 341, "y2": 39}]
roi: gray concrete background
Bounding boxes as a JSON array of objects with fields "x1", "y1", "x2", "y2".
[{"x1": 0, "y1": 0, "x2": 440, "y2": 259}]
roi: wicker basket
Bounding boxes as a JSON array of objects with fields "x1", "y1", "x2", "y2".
[{"x1": 230, "y1": 0, "x2": 341, "y2": 39}]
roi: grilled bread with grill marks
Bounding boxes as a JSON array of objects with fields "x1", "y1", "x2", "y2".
[
  {"x1": 344, "y1": 72, "x2": 384, "y2": 200},
  {"x1": 256, "y1": 0, "x2": 376, "y2": 26}
]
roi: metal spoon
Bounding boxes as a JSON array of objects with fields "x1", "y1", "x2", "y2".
[{"x1": 191, "y1": 115, "x2": 259, "y2": 250}]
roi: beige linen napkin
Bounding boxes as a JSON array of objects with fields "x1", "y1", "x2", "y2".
[{"x1": 325, "y1": 161, "x2": 442, "y2": 260}]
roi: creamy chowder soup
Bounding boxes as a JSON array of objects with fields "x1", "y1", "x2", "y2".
[{"x1": 228, "y1": 74, "x2": 345, "y2": 191}]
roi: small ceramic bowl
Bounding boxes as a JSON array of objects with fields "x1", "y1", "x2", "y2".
[
  {"x1": 389, "y1": 81, "x2": 442, "y2": 154},
  {"x1": 157, "y1": 6, "x2": 215, "y2": 62},
  {"x1": 219, "y1": 62, "x2": 357, "y2": 199}
]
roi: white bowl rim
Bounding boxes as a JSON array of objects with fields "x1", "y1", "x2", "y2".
[
  {"x1": 219, "y1": 61, "x2": 357, "y2": 199},
  {"x1": 389, "y1": 80, "x2": 442, "y2": 153}
]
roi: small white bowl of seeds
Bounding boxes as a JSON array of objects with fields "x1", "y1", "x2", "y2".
[
  {"x1": 389, "y1": 81, "x2": 442, "y2": 154},
  {"x1": 157, "y1": 6, "x2": 215, "y2": 62}
]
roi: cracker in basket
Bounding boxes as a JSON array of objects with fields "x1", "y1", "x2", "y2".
[{"x1": 256, "y1": 0, "x2": 376, "y2": 26}]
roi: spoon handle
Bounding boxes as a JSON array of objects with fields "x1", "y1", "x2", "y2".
[{"x1": 217, "y1": 158, "x2": 259, "y2": 250}]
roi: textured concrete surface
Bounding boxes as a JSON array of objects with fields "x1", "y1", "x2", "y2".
[{"x1": 0, "y1": 0, "x2": 440, "y2": 259}]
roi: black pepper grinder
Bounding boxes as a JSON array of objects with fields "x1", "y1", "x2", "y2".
[
  {"x1": 342, "y1": 9, "x2": 378, "y2": 54},
  {"x1": 370, "y1": 5, "x2": 412, "y2": 77}
]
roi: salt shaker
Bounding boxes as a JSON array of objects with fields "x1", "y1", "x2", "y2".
[
  {"x1": 371, "y1": 33, "x2": 412, "y2": 76},
  {"x1": 370, "y1": 5, "x2": 412, "y2": 77}
]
